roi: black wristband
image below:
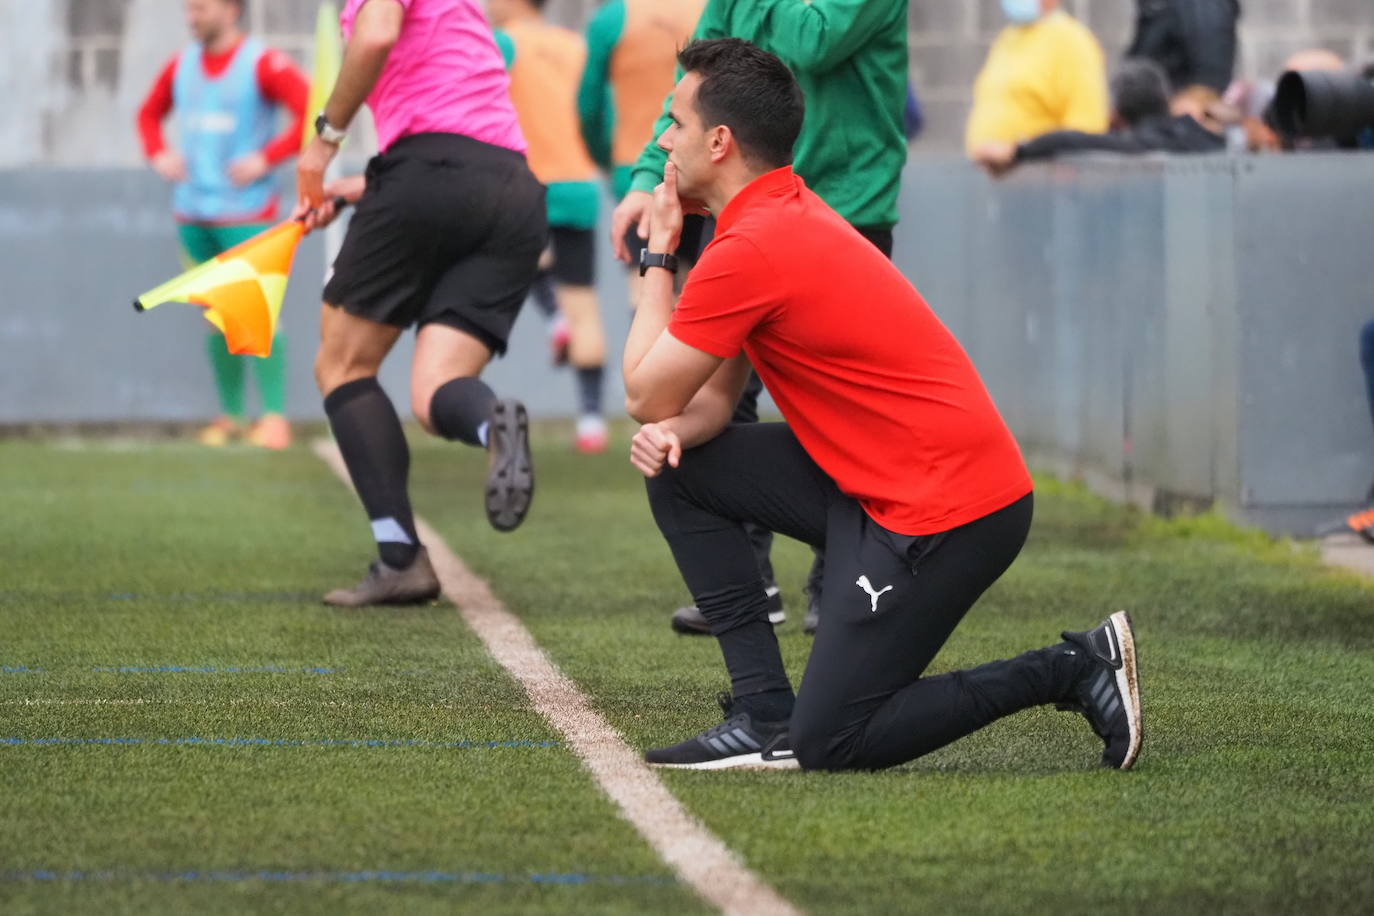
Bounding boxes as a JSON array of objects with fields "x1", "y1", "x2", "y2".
[{"x1": 639, "y1": 248, "x2": 680, "y2": 277}]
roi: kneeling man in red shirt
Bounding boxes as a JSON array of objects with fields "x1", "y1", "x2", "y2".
[{"x1": 623, "y1": 38, "x2": 1144, "y2": 772}]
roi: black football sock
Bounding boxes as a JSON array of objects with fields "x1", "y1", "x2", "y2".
[
  {"x1": 735, "y1": 686, "x2": 795, "y2": 725},
  {"x1": 323, "y1": 377, "x2": 419, "y2": 569},
  {"x1": 576, "y1": 365, "x2": 604, "y2": 416},
  {"x1": 429, "y1": 376, "x2": 497, "y2": 447}
]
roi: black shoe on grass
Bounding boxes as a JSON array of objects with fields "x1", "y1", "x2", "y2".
[
  {"x1": 323, "y1": 547, "x2": 441, "y2": 607},
  {"x1": 485, "y1": 399, "x2": 533, "y2": 532},
  {"x1": 645, "y1": 693, "x2": 797, "y2": 770},
  {"x1": 1058, "y1": 611, "x2": 1143, "y2": 770},
  {"x1": 669, "y1": 586, "x2": 785, "y2": 635}
]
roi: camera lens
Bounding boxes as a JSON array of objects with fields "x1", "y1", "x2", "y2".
[{"x1": 1274, "y1": 70, "x2": 1374, "y2": 139}]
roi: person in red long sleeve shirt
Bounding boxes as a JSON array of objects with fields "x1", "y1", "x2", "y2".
[{"x1": 137, "y1": 0, "x2": 308, "y2": 450}]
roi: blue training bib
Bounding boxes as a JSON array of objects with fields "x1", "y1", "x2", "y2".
[{"x1": 172, "y1": 38, "x2": 277, "y2": 222}]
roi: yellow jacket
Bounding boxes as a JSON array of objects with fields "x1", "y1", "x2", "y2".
[{"x1": 965, "y1": 11, "x2": 1108, "y2": 154}]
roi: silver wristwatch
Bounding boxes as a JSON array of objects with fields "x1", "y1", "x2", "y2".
[{"x1": 314, "y1": 112, "x2": 347, "y2": 145}]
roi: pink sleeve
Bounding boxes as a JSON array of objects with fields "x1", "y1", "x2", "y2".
[{"x1": 342, "y1": 0, "x2": 412, "y2": 35}]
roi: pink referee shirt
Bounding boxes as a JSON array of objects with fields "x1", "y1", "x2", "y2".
[{"x1": 341, "y1": 0, "x2": 526, "y2": 154}]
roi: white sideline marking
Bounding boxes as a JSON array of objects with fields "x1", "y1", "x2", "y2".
[{"x1": 314, "y1": 441, "x2": 802, "y2": 916}]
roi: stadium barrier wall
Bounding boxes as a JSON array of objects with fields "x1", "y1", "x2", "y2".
[
  {"x1": 0, "y1": 168, "x2": 636, "y2": 429},
  {"x1": 2, "y1": 155, "x2": 1372, "y2": 533},
  {"x1": 895, "y1": 153, "x2": 1374, "y2": 535}
]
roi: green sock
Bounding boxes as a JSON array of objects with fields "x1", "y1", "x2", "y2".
[
  {"x1": 252, "y1": 335, "x2": 288, "y2": 415},
  {"x1": 206, "y1": 334, "x2": 247, "y2": 421}
]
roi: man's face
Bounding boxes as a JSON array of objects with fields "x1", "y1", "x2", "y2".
[
  {"x1": 185, "y1": 0, "x2": 237, "y2": 44},
  {"x1": 656, "y1": 72, "x2": 712, "y2": 199}
]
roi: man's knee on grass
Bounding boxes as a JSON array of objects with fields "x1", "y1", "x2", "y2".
[{"x1": 790, "y1": 711, "x2": 866, "y2": 772}]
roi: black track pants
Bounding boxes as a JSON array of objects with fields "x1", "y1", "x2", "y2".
[{"x1": 646, "y1": 423, "x2": 1060, "y2": 771}]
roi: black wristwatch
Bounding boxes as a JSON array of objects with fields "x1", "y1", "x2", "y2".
[{"x1": 639, "y1": 248, "x2": 680, "y2": 277}]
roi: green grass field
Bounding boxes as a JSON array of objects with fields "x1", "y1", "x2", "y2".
[{"x1": 3, "y1": 427, "x2": 1372, "y2": 915}]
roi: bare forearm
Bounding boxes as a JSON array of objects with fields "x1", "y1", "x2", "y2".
[
  {"x1": 622, "y1": 267, "x2": 675, "y2": 391},
  {"x1": 658, "y1": 393, "x2": 732, "y2": 451},
  {"x1": 323, "y1": 4, "x2": 400, "y2": 129}
]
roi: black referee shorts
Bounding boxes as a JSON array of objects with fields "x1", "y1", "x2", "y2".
[{"x1": 324, "y1": 132, "x2": 548, "y2": 356}]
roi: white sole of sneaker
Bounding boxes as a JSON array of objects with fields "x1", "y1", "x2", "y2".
[
  {"x1": 649, "y1": 754, "x2": 800, "y2": 771},
  {"x1": 1109, "y1": 610, "x2": 1143, "y2": 770}
]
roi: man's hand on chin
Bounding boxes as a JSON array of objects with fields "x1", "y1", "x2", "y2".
[{"x1": 648, "y1": 162, "x2": 687, "y2": 253}]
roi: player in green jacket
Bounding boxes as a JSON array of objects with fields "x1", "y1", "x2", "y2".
[
  {"x1": 609, "y1": 0, "x2": 911, "y2": 638},
  {"x1": 610, "y1": 0, "x2": 908, "y2": 254}
]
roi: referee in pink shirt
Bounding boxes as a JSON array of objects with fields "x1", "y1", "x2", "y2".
[{"x1": 294, "y1": 0, "x2": 546, "y2": 607}]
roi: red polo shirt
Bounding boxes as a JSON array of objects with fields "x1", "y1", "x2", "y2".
[{"x1": 668, "y1": 166, "x2": 1032, "y2": 535}]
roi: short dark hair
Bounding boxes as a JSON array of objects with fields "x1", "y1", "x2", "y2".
[
  {"x1": 676, "y1": 38, "x2": 804, "y2": 169},
  {"x1": 1112, "y1": 58, "x2": 1171, "y2": 125}
]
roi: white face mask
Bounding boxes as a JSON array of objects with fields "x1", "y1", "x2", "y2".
[{"x1": 1001, "y1": 0, "x2": 1042, "y2": 24}]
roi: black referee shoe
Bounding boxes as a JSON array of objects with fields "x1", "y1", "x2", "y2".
[
  {"x1": 645, "y1": 693, "x2": 797, "y2": 770},
  {"x1": 1058, "y1": 611, "x2": 1143, "y2": 770},
  {"x1": 485, "y1": 398, "x2": 533, "y2": 532}
]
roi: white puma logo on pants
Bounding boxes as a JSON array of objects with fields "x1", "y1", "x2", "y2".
[{"x1": 855, "y1": 575, "x2": 893, "y2": 613}]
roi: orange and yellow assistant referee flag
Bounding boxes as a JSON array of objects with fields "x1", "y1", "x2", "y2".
[{"x1": 133, "y1": 220, "x2": 304, "y2": 358}]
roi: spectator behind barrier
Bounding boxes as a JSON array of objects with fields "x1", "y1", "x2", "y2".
[
  {"x1": 964, "y1": 0, "x2": 1108, "y2": 157},
  {"x1": 971, "y1": 58, "x2": 1223, "y2": 177},
  {"x1": 1127, "y1": 0, "x2": 1239, "y2": 100}
]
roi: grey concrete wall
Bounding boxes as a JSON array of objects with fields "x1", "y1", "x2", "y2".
[
  {"x1": 0, "y1": 169, "x2": 634, "y2": 425},
  {"x1": 895, "y1": 152, "x2": 1374, "y2": 535},
  {"x1": 6, "y1": 1, "x2": 1374, "y2": 165},
  {"x1": 4, "y1": 155, "x2": 1373, "y2": 537}
]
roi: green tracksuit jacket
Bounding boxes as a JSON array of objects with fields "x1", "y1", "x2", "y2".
[{"x1": 629, "y1": 0, "x2": 909, "y2": 229}]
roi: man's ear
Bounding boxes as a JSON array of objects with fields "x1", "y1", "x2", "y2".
[{"x1": 708, "y1": 125, "x2": 733, "y2": 163}]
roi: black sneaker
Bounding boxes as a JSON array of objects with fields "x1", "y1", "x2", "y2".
[
  {"x1": 1058, "y1": 611, "x2": 1143, "y2": 770},
  {"x1": 644, "y1": 693, "x2": 797, "y2": 770},
  {"x1": 669, "y1": 586, "x2": 785, "y2": 635},
  {"x1": 485, "y1": 399, "x2": 534, "y2": 532}
]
